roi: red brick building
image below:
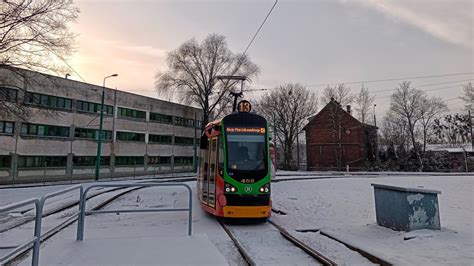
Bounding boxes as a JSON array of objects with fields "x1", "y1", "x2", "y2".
[{"x1": 304, "y1": 99, "x2": 377, "y2": 170}]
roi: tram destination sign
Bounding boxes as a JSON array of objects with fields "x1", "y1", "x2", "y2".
[{"x1": 226, "y1": 127, "x2": 266, "y2": 134}]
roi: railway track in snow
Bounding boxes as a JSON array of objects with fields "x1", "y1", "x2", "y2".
[
  {"x1": 0, "y1": 176, "x2": 196, "y2": 265},
  {"x1": 218, "y1": 218, "x2": 337, "y2": 266}
]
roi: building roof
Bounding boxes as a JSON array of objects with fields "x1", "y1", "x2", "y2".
[{"x1": 303, "y1": 99, "x2": 377, "y2": 130}]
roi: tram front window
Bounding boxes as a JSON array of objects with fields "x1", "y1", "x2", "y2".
[{"x1": 226, "y1": 134, "x2": 266, "y2": 179}]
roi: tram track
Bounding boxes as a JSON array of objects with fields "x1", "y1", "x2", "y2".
[
  {"x1": 218, "y1": 218, "x2": 337, "y2": 266},
  {"x1": 1, "y1": 176, "x2": 196, "y2": 265}
]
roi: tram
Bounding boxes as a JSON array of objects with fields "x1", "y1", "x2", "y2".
[{"x1": 197, "y1": 100, "x2": 271, "y2": 219}]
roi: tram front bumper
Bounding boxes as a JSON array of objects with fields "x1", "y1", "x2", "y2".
[{"x1": 223, "y1": 205, "x2": 271, "y2": 218}]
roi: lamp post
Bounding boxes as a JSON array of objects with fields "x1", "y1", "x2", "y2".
[{"x1": 95, "y1": 74, "x2": 118, "y2": 181}]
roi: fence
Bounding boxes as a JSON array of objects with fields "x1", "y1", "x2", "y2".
[{"x1": 0, "y1": 183, "x2": 192, "y2": 266}]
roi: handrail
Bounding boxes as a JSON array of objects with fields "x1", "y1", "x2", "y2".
[
  {"x1": 0, "y1": 198, "x2": 41, "y2": 266},
  {"x1": 76, "y1": 183, "x2": 193, "y2": 241},
  {"x1": 33, "y1": 185, "x2": 83, "y2": 265}
]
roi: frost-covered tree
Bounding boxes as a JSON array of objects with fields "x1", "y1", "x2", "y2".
[
  {"x1": 354, "y1": 85, "x2": 375, "y2": 123},
  {"x1": 321, "y1": 84, "x2": 354, "y2": 107}
]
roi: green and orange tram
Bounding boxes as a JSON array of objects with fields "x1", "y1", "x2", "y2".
[{"x1": 197, "y1": 100, "x2": 272, "y2": 219}]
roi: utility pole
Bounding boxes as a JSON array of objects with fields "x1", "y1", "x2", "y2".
[{"x1": 95, "y1": 74, "x2": 118, "y2": 181}]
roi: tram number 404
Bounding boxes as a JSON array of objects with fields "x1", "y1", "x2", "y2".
[{"x1": 241, "y1": 178, "x2": 255, "y2": 183}]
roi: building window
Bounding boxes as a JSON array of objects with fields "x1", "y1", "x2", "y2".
[
  {"x1": 74, "y1": 128, "x2": 112, "y2": 140},
  {"x1": 76, "y1": 100, "x2": 113, "y2": 115},
  {"x1": 0, "y1": 121, "x2": 14, "y2": 134},
  {"x1": 0, "y1": 155, "x2": 11, "y2": 168},
  {"x1": 18, "y1": 156, "x2": 67, "y2": 168},
  {"x1": 116, "y1": 131, "x2": 145, "y2": 142},
  {"x1": 118, "y1": 107, "x2": 146, "y2": 120},
  {"x1": 24, "y1": 92, "x2": 72, "y2": 110},
  {"x1": 148, "y1": 134, "x2": 172, "y2": 144},
  {"x1": 73, "y1": 156, "x2": 110, "y2": 166},
  {"x1": 115, "y1": 156, "x2": 144, "y2": 166},
  {"x1": 174, "y1": 116, "x2": 194, "y2": 128},
  {"x1": 148, "y1": 156, "x2": 171, "y2": 165},
  {"x1": 21, "y1": 123, "x2": 69, "y2": 137},
  {"x1": 174, "y1": 156, "x2": 193, "y2": 165},
  {"x1": 150, "y1": 112, "x2": 173, "y2": 124},
  {"x1": 174, "y1": 136, "x2": 194, "y2": 146},
  {"x1": 0, "y1": 87, "x2": 18, "y2": 102}
]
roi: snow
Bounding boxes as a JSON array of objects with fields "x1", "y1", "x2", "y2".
[
  {"x1": 1, "y1": 173, "x2": 472, "y2": 265},
  {"x1": 271, "y1": 175, "x2": 474, "y2": 265}
]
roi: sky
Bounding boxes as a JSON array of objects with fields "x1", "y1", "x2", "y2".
[{"x1": 67, "y1": 0, "x2": 473, "y2": 119}]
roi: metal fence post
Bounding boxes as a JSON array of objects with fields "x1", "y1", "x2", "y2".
[
  {"x1": 31, "y1": 200, "x2": 43, "y2": 266},
  {"x1": 77, "y1": 189, "x2": 86, "y2": 241}
]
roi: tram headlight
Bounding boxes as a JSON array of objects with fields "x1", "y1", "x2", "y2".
[
  {"x1": 224, "y1": 183, "x2": 237, "y2": 193},
  {"x1": 259, "y1": 183, "x2": 270, "y2": 194}
]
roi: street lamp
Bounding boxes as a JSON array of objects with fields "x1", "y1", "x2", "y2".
[{"x1": 95, "y1": 74, "x2": 118, "y2": 181}]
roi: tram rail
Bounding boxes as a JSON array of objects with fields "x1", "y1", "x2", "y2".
[
  {"x1": 1, "y1": 176, "x2": 195, "y2": 265},
  {"x1": 218, "y1": 218, "x2": 337, "y2": 266}
]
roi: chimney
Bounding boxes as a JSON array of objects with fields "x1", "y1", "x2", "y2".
[{"x1": 346, "y1": 105, "x2": 351, "y2": 115}]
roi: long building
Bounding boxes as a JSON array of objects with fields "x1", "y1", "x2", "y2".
[{"x1": 0, "y1": 67, "x2": 202, "y2": 184}]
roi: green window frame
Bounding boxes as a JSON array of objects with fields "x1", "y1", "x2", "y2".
[
  {"x1": 148, "y1": 134, "x2": 172, "y2": 144},
  {"x1": 174, "y1": 156, "x2": 193, "y2": 165},
  {"x1": 0, "y1": 121, "x2": 14, "y2": 134},
  {"x1": 174, "y1": 116, "x2": 194, "y2": 128},
  {"x1": 24, "y1": 92, "x2": 72, "y2": 110},
  {"x1": 115, "y1": 156, "x2": 144, "y2": 166},
  {"x1": 73, "y1": 156, "x2": 110, "y2": 166},
  {"x1": 174, "y1": 136, "x2": 194, "y2": 146},
  {"x1": 148, "y1": 156, "x2": 171, "y2": 165},
  {"x1": 150, "y1": 112, "x2": 173, "y2": 124},
  {"x1": 18, "y1": 156, "x2": 67, "y2": 168},
  {"x1": 74, "y1": 128, "x2": 112, "y2": 140},
  {"x1": 21, "y1": 123, "x2": 70, "y2": 137},
  {"x1": 0, "y1": 87, "x2": 18, "y2": 102},
  {"x1": 118, "y1": 107, "x2": 146, "y2": 120},
  {"x1": 0, "y1": 155, "x2": 11, "y2": 168},
  {"x1": 116, "y1": 131, "x2": 145, "y2": 142},
  {"x1": 76, "y1": 100, "x2": 114, "y2": 115}
]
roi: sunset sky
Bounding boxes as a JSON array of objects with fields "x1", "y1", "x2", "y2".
[{"x1": 67, "y1": 0, "x2": 473, "y2": 118}]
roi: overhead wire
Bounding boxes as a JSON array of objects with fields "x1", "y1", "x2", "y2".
[{"x1": 246, "y1": 72, "x2": 474, "y2": 92}]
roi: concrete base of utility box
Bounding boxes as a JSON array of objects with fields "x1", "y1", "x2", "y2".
[{"x1": 371, "y1": 183, "x2": 441, "y2": 231}]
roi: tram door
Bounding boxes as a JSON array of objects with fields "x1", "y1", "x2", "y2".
[
  {"x1": 207, "y1": 137, "x2": 217, "y2": 207},
  {"x1": 200, "y1": 136, "x2": 209, "y2": 204}
]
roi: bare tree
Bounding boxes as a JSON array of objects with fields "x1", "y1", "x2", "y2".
[
  {"x1": 0, "y1": 0, "x2": 78, "y2": 72},
  {"x1": 354, "y1": 85, "x2": 375, "y2": 123},
  {"x1": 0, "y1": 0, "x2": 79, "y2": 119},
  {"x1": 433, "y1": 114, "x2": 471, "y2": 147},
  {"x1": 460, "y1": 83, "x2": 474, "y2": 112},
  {"x1": 419, "y1": 96, "x2": 448, "y2": 152},
  {"x1": 321, "y1": 84, "x2": 354, "y2": 107},
  {"x1": 155, "y1": 34, "x2": 259, "y2": 130},
  {"x1": 257, "y1": 83, "x2": 318, "y2": 169},
  {"x1": 380, "y1": 109, "x2": 410, "y2": 150},
  {"x1": 389, "y1": 81, "x2": 425, "y2": 170}
]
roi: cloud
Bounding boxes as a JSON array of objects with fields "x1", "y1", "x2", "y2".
[{"x1": 352, "y1": 0, "x2": 473, "y2": 48}]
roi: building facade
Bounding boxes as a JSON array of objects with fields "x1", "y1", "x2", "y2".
[
  {"x1": 0, "y1": 67, "x2": 202, "y2": 184},
  {"x1": 304, "y1": 99, "x2": 377, "y2": 171}
]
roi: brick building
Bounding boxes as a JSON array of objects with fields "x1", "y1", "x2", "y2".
[{"x1": 304, "y1": 99, "x2": 377, "y2": 170}]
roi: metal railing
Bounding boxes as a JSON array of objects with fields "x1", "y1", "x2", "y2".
[
  {"x1": 0, "y1": 198, "x2": 41, "y2": 265},
  {"x1": 76, "y1": 183, "x2": 193, "y2": 241},
  {"x1": 1, "y1": 183, "x2": 192, "y2": 265},
  {"x1": 0, "y1": 185, "x2": 83, "y2": 266}
]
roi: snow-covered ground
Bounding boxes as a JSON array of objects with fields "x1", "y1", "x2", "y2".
[
  {"x1": 2, "y1": 173, "x2": 472, "y2": 265},
  {"x1": 271, "y1": 175, "x2": 474, "y2": 265}
]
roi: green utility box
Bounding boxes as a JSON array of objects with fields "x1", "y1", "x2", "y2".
[{"x1": 371, "y1": 183, "x2": 441, "y2": 231}]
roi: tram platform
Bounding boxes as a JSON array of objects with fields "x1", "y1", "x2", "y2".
[{"x1": 21, "y1": 234, "x2": 228, "y2": 265}]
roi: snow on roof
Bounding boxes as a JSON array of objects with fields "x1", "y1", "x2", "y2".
[{"x1": 425, "y1": 144, "x2": 473, "y2": 153}]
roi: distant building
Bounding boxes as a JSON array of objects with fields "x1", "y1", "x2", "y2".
[
  {"x1": 0, "y1": 67, "x2": 202, "y2": 184},
  {"x1": 303, "y1": 99, "x2": 377, "y2": 171}
]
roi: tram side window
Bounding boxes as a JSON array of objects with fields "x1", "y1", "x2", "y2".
[{"x1": 218, "y1": 135, "x2": 224, "y2": 175}]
